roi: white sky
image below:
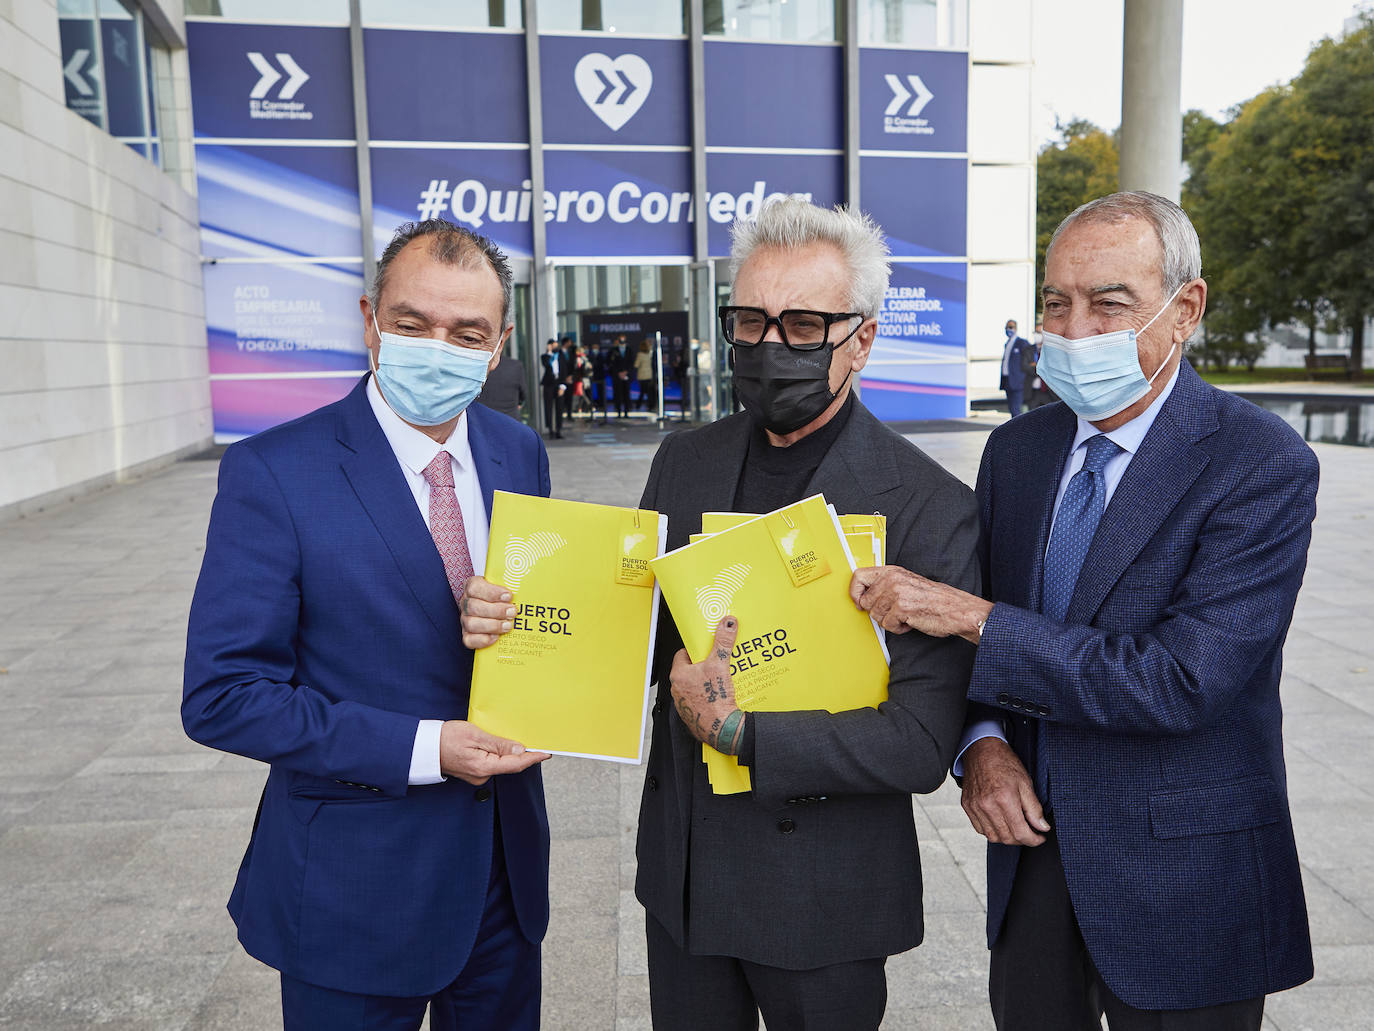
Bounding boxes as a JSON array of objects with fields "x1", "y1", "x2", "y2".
[{"x1": 1031, "y1": 0, "x2": 1370, "y2": 145}]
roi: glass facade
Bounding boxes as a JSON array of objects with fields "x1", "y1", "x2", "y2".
[
  {"x1": 858, "y1": 0, "x2": 967, "y2": 48},
  {"x1": 360, "y1": 0, "x2": 523, "y2": 29},
  {"x1": 186, "y1": 0, "x2": 349, "y2": 19},
  {"x1": 538, "y1": 0, "x2": 685, "y2": 34},
  {"x1": 703, "y1": 0, "x2": 841, "y2": 41},
  {"x1": 57, "y1": 0, "x2": 165, "y2": 163}
]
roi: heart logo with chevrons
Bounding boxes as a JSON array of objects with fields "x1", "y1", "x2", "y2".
[{"x1": 573, "y1": 53, "x2": 653, "y2": 132}]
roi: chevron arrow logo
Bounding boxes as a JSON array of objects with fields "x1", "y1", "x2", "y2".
[
  {"x1": 574, "y1": 53, "x2": 652, "y2": 131},
  {"x1": 884, "y1": 73, "x2": 934, "y2": 117},
  {"x1": 247, "y1": 52, "x2": 311, "y2": 101},
  {"x1": 63, "y1": 49, "x2": 94, "y2": 96}
]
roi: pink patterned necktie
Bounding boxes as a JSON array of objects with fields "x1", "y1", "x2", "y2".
[{"x1": 421, "y1": 452, "x2": 474, "y2": 603}]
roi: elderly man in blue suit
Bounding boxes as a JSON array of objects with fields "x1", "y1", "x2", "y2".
[
  {"x1": 852, "y1": 192, "x2": 1315, "y2": 1030},
  {"x1": 183, "y1": 220, "x2": 551, "y2": 1030}
]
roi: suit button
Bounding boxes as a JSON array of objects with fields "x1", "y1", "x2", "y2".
[
  {"x1": 1038, "y1": 705, "x2": 1051, "y2": 717},
  {"x1": 475, "y1": 787, "x2": 492, "y2": 802},
  {"x1": 647, "y1": 776, "x2": 659, "y2": 791},
  {"x1": 1010, "y1": 697, "x2": 1024, "y2": 709},
  {"x1": 997, "y1": 693, "x2": 1011, "y2": 706},
  {"x1": 777, "y1": 819, "x2": 795, "y2": 834},
  {"x1": 652, "y1": 700, "x2": 662, "y2": 715}
]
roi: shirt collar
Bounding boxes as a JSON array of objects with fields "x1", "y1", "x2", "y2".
[
  {"x1": 366, "y1": 374, "x2": 472, "y2": 477},
  {"x1": 1069, "y1": 363, "x2": 1181, "y2": 458}
]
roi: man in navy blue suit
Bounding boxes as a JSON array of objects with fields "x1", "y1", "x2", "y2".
[
  {"x1": 999, "y1": 319, "x2": 1034, "y2": 417},
  {"x1": 852, "y1": 192, "x2": 1315, "y2": 1030},
  {"x1": 184, "y1": 220, "x2": 552, "y2": 1030}
]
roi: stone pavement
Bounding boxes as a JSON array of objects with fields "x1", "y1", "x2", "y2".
[{"x1": 0, "y1": 408, "x2": 1371, "y2": 1030}]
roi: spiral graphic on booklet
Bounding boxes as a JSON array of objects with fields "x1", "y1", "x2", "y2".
[
  {"x1": 503, "y1": 531, "x2": 567, "y2": 591},
  {"x1": 695, "y1": 564, "x2": 751, "y2": 629}
]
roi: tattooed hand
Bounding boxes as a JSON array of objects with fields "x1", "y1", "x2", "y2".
[{"x1": 668, "y1": 616, "x2": 747, "y2": 755}]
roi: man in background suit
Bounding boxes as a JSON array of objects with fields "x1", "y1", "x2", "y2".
[
  {"x1": 609, "y1": 334, "x2": 633, "y2": 418},
  {"x1": 999, "y1": 319, "x2": 1034, "y2": 417},
  {"x1": 468, "y1": 199, "x2": 978, "y2": 1029},
  {"x1": 539, "y1": 337, "x2": 564, "y2": 439},
  {"x1": 477, "y1": 345, "x2": 526, "y2": 421},
  {"x1": 852, "y1": 192, "x2": 1316, "y2": 1030},
  {"x1": 183, "y1": 219, "x2": 552, "y2": 1031}
]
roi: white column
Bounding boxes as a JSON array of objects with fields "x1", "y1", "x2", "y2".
[{"x1": 1119, "y1": 0, "x2": 1184, "y2": 201}]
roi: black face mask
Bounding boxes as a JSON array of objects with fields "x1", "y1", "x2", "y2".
[{"x1": 731, "y1": 341, "x2": 850, "y2": 436}]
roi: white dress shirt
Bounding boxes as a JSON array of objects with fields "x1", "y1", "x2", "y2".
[
  {"x1": 953, "y1": 366, "x2": 1181, "y2": 776},
  {"x1": 367, "y1": 377, "x2": 490, "y2": 785}
]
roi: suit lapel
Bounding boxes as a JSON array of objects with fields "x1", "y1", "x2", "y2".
[
  {"x1": 466, "y1": 405, "x2": 510, "y2": 521},
  {"x1": 808, "y1": 402, "x2": 903, "y2": 515},
  {"x1": 336, "y1": 377, "x2": 466, "y2": 661},
  {"x1": 1069, "y1": 362, "x2": 1217, "y2": 624},
  {"x1": 1006, "y1": 405, "x2": 1076, "y2": 613},
  {"x1": 680, "y1": 417, "x2": 749, "y2": 537}
]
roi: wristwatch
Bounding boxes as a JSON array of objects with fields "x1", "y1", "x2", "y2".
[{"x1": 974, "y1": 614, "x2": 988, "y2": 640}]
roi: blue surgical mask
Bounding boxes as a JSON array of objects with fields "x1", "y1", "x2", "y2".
[
  {"x1": 1036, "y1": 283, "x2": 1185, "y2": 421},
  {"x1": 370, "y1": 313, "x2": 491, "y2": 426}
]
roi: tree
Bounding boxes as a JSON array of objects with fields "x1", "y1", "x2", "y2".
[
  {"x1": 1289, "y1": 13, "x2": 1374, "y2": 374},
  {"x1": 1035, "y1": 119, "x2": 1119, "y2": 297}
]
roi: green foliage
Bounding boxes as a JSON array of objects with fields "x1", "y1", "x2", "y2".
[
  {"x1": 1035, "y1": 119, "x2": 1119, "y2": 297},
  {"x1": 1185, "y1": 13, "x2": 1374, "y2": 372}
]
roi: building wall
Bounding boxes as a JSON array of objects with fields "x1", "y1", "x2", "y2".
[
  {"x1": 0, "y1": 0, "x2": 210, "y2": 520},
  {"x1": 966, "y1": 0, "x2": 1037, "y2": 400}
]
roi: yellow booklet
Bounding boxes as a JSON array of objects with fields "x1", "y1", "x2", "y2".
[
  {"x1": 650, "y1": 494, "x2": 890, "y2": 793},
  {"x1": 469, "y1": 491, "x2": 666, "y2": 763}
]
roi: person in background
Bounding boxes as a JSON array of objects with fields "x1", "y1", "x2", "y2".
[
  {"x1": 1000, "y1": 319, "x2": 1035, "y2": 417},
  {"x1": 635, "y1": 339, "x2": 657, "y2": 412},
  {"x1": 539, "y1": 337, "x2": 564, "y2": 439},
  {"x1": 609, "y1": 335, "x2": 634, "y2": 419},
  {"x1": 478, "y1": 344, "x2": 526, "y2": 422}
]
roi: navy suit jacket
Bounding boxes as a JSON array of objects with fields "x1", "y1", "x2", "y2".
[
  {"x1": 969, "y1": 361, "x2": 1316, "y2": 1009},
  {"x1": 1000, "y1": 334, "x2": 1034, "y2": 392},
  {"x1": 183, "y1": 376, "x2": 551, "y2": 997}
]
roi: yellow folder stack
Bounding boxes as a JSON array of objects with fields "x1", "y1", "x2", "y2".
[
  {"x1": 650, "y1": 494, "x2": 890, "y2": 793},
  {"x1": 469, "y1": 491, "x2": 666, "y2": 763}
]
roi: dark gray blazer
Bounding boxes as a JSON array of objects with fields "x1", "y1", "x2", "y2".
[
  {"x1": 635, "y1": 400, "x2": 980, "y2": 969},
  {"x1": 477, "y1": 356, "x2": 526, "y2": 421}
]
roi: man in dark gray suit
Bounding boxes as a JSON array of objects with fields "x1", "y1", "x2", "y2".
[
  {"x1": 477, "y1": 347, "x2": 526, "y2": 421},
  {"x1": 633, "y1": 199, "x2": 980, "y2": 1029}
]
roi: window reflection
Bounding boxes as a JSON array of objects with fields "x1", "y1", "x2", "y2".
[
  {"x1": 703, "y1": 0, "x2": 839, "y2": 42},
  {"x1": 858, "y1": 0, "x2": 967, "y2": 48},
  {"x1": 186, "y1": 0, "x2": 349, "y2": 19},
  {"x1": 538, "y1": 0, "x2": 685, "y2": 35},
  {"x1": 58, "y1": 0, "x2": 106, "y2": 131},
  {"x1": 360, "y1": 0, "x2": 522, "y2": 28}
]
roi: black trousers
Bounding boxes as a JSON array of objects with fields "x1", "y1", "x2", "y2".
[
  {"x1": 645, "y1": 913, "x2": 886, "y2": 1031},
  {"x1": 541, "y1": 384, "x2": 561, "y2": 435},
  {"x1": 990, "y1": 829, "x2": 1264, "y2": 1031}
]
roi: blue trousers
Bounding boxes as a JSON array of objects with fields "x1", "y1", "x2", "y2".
[
  {"x1": 1005, "y1": 388, "x2": 1024, "y2": 417},
  {"x1": 280, "y1": 818, "x2": 539, "y2": 1031}
]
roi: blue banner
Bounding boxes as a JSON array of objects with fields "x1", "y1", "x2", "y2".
[
  {"x1": 704, "y1": 41, "x2": 842, "y2": 151},
  {"x1": 543, "y1": 149, "x2": 693, "y2": 258},
  {"x1": 860, "y1": 155, "x2": 966, "y2": 259},
  {"x1": 197, "y1": 144, "x2": 362, "y2": 259},
  {"x1": 187, "y1": 21, "x2": 354, "y2": 140},
  {"x1": 861, "y1": 262, "x2": 967, "y2": 421},
  {"x1": 859, "y1": 48, "x2": 967, "y2": 154},
  {"x1": 364, "y1": 28, "x2": 528, "y2": 144},
  {"x1": 705, "y1": 152, "x2": 843, "y2": 258},
  {"x1": 370, "y1": 148, "x2": 534, "y2": 259},
  {"x1": 539, "y1": 35, "x2": 689, "y2": 147}
]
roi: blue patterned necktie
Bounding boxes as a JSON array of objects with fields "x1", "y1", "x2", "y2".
[{"x1": 1036, "y1": 433, "x2": 1121, "y2": 802}]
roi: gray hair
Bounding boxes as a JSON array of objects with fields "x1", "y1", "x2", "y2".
[
  {"x1": 1047, "y1": 191, "x2": 1202, "y2": 296},
  {"x1": 370, "y1": 219, "x2": 514, "y2": 329},
  {"x1": 729, "y1": 198, "x2": 891, "y2": 319}
]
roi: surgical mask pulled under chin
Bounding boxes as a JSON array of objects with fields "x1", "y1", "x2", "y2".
[
  {"x1": 1036, "y1": 283, "x2": 1185, "y2": 421},
  {"x1": 370, "y1": 314, "x2": 491, "y2": 426}
]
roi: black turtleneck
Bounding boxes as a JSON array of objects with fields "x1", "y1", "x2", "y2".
[{"x1": 729, "y1": 392, "x2": 854, "y2": 766}]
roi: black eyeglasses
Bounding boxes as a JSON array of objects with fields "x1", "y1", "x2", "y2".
[{"x1": 718, "y1": 306, "x2": 864, "y2": 352}]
